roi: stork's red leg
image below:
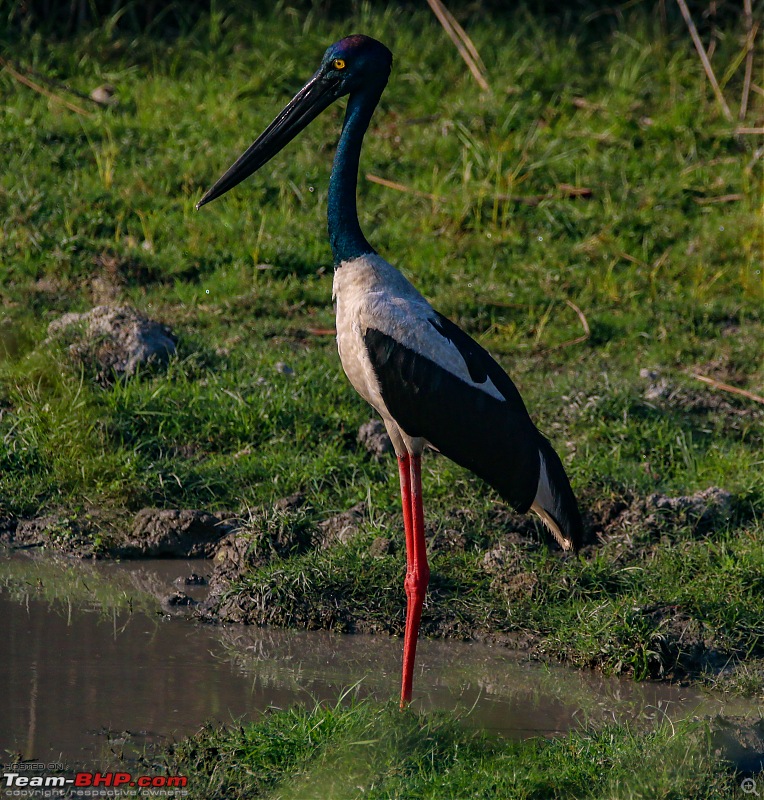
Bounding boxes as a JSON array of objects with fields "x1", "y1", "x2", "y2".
[
  {"x1": 399, "y1": 453, "x2": 429, "y2": 708},
  {"x1": 397, "y1": 453, "x2": 414, "y2": 565}
]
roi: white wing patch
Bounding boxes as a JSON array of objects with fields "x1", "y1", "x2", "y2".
[{"x1": 531, "y1": 451, "x2": 571, "y2": 550}]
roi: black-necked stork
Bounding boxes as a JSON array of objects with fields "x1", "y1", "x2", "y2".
[{"x1": 198, "y1": 35, "x2": 583, "y2": 707}]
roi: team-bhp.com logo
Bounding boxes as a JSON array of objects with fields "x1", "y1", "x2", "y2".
[{"x1": 3, "y1": 772, "x2": 187, "y2": 795}]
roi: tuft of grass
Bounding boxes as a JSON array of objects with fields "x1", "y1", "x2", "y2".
[{"x1": 165, "y1": 698, "x2": 740, "y2": 799}]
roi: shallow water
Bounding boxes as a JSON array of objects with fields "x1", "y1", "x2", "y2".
[{"x1": 0, "y1": 552, "x2": 745, "y2": 768}]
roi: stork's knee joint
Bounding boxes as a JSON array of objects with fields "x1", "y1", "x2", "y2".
[{"x1": 404, "y1": 566, "x2": 430, "y2": 599}]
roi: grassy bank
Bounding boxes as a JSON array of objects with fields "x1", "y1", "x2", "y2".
[
  {"x1": 164, "y1": 698, "x2": 743, "y2": 799},
  {"x1": 1, "y1": 3, "x2": 762, "y2": 691},
  {"x1": 207, "y1": 494, "x2": 764, "y2": 685}
]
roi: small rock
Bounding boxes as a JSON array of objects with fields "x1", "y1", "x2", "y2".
[
  {"x1": 358, "y1": 419, "x2": 392, "y2": 457},
  {"x1": 275, "y1": 362, "x2": 294, "y2": 376},
  {"x1": 90, "y1": 84, "x2": 116, "y2": 106},
  {"x1": 47, "y1": 305, "x2": 176, "y2": 384}
]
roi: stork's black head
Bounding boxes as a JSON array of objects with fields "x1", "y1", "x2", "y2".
[
  {"x1": 319, "y1": 34, "x2": 393, "y2": 94},
  {"x1": 197, "y1": 35, "x2": 392, "y2": 209}
]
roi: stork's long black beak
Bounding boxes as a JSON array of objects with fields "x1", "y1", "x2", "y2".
[{"x1": 196, "y1": 70, "x2": 340, "y2": 209}]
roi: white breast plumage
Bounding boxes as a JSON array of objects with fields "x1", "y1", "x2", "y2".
[{"x1": 333, "y1": 253, "x2": 506, "y2": 407}]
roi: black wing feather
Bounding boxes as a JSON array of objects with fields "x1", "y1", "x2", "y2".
[
  {"x1": 364, "y1": 325, "x2": 541, "y2": 512},
  {"x1": 428, "y1": 313, "x2": 528, "y2": 410}
]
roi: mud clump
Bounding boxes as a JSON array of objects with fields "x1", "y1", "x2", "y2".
[
  {"x1": 428, "y1": 528, "x2": 467, "y2": 554},
  {"x1": 358, "y1": 419, "x2": 393, "y2": 458},
  {"x1": 1, "y1": 514, "x2": 100, "y2": 558},
  {"x1": 210, "y1": 503, "x2": 316, "y2": 590},
  {"x1": 176, "y1": 573, "x2": 207, "y2": 586},
  {"x1": 368, "y1": 536, "x2": 395, "y2": 557},
  {"x1": 1, "y1": 508, "x2": 236, "y2": 560},
  {"x1": 641, "y1": 487, "x2": 732, "y2": 532},
  {"x1": 47, "y1": 305, "x2": 176, "y2": 384},
  {"x1": 209, "y1": 501, "x2": 366, "y2": 595},
  {"x1": 503, "y1": 572, "x2": 540, "y2": 601},
  {"x1": 274, "y1": 492, "x2": 308, "y2": 513},
  {"x1": 640, "y1": 369, "x2": 671, "y2": 402},
  {"x1": 204, "y1": 500, "x2": 372, "y2": 628},
  {"x1": 120, "y1": 509, "x2": 234, "y2": 558},
  {"x1": 0, "y1": 516, "x2": 18, "y2": 543},
  {"x1": 639, "y1": 367, "x2": 763, "y2": 425},
  {"x1": 587, "y1": 486, "x2": 733, "y2": 543},
  {"x1": 481, "y1": 538, "x2": 542, "y2": 601},
  {"x1": 314, "y1": 502, "x2": 366, "y2": 550},
  {"x1": 482, "y1": 541, "x2": 524, "y2": 577},
  {"x1": 639, "y1": 603, "x2": 722, "y2": 678},
  {"x1": 161, "y1": 591, "x2": 198, "y2": 615},
  {"x1": 711, "y1": 716, "x2": 764, "y2": 774}
]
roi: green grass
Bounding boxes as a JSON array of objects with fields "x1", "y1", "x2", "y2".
[
  {"x1": 214, "y1": 495, "x2": 764, "y2": 682},
  {"x1": 0, "y1": 2, "x2": 762, "y2": 690},
  {"x1": 165, "y1": 698, "x2": 740, "y2": 799}
]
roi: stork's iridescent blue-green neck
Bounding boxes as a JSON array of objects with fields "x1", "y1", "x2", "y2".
[
  {"x1": 327, "y1": 82, "x2": 380, "y2": 263},
  {"x1": 196, "y1": 34, "x2": 392, "y2": 265}
]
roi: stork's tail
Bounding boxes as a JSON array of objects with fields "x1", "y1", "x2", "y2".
[{"x1": 531, "y1": 436, "x2": 583, "y2": 552}]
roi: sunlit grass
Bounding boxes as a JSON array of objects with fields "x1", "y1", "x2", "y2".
[{"x1": 167, "y1": 698, "x2": 739, "y2": 799}]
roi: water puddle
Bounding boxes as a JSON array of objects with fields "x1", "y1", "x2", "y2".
[{"x1": 0, "y1": 552, "x2": 747, "y2": 769}]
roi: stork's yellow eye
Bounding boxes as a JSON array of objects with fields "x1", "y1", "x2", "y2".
[{"x1": 333, "y1": 58, "x2": 346, "y2": 70}]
